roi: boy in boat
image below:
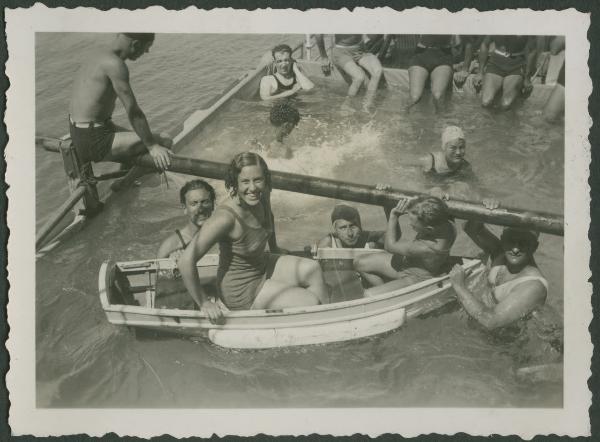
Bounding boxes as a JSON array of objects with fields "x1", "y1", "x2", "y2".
[
  {"x1": 259, "y1": 44, "x2": 314, "y2": 101},
  {"x1": 69, "y1": 33, "x2": 173, "y2": 173},
  {"x1": 313, "y1": 204, "x2": 385, "y2": 253},
  {"x1": 354, "y1": 196, "x2": 456, "y2": 292},
  {"x1": 157, "y1": 179, "x2": 216, "y2": 260},
  {"x1": 315, "y1": 34, "x2": 384, "y2": 111}
]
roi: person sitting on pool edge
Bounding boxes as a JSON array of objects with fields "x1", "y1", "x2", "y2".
[
  {"x1": 157, "y1": 179, "x2": 216, "y2": 260},
  {"x1": 259, "y1": 44, "x2": 314, "y2": 101},
  {"x1": 353, "y1": 196, "x2": 456, "y2": 292},
  {"x1": 313, "y1": 204, "x2": 385, "y2": 253}
]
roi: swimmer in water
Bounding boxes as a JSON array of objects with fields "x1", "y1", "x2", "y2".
[
  {"x1": 315, "y1": 34, "x2": 384, "y2": 112},
  {"x1": 380, "y1": 126, "x2": 476, "y2": 200},
  {"x1": 312, "y1": 204, "x2": 384, "y2": 254},
  {"x1": 259, "y1": 44, "x2": 314, "y2": 101},
  {"x1": 157, "y1": 179, "x2": 216, "y2": 260}
]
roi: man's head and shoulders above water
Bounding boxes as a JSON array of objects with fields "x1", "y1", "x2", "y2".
[
  {"x1": 259, "y1": 44, "x2": 314, "y2": 101},
  {"x1": 157, "y1": 179, "x2": 216, "y2": 260},
  {"x1": 316, "y1": 204, "x2": 385, "y2": 251}
]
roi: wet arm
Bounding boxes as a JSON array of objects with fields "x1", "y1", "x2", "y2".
[
  {"x1": 293, "y1": 62, "x2": 315, "y2": 91},
  {"x1": 463, "y1": 220, "x2": 502, "y2": 257},
  {"x1": 179, "y1": 213, "x2": 232, "y2": 307},
  {"x1": 259, "y1": 76, "x2": 300, "y2": 101},
  {"x1": 107, "y1": 59, "x2": 155, "y2": 147},
  {"x1": 454, "y1": 280, "x2": 546, "y2": 329},
  {"x1": 461, "y1": 37, "x2": 474, "y2": 73}
]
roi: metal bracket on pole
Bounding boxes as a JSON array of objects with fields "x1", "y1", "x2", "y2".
[{"x1": 59, "y1": 141, "x2": 103, "y2": 217}]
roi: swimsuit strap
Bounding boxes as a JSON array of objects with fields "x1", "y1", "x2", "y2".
[
  {"x1": 175, "y1": 229, "x2": 187, "y2": 249},
  {"x1": 502, "y1": 275, "x2": 549, "y2": 292},
  {"x1": 219, "y1": 204, "x2": 267, "y2": 231}
]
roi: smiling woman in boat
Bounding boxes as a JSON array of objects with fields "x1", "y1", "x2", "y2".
[{"x1": 178, "y1": 152, "x2": 329, "y2": 324}]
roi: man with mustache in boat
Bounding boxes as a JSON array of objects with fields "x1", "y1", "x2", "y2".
[
  {"x1": 69, "y1": 33, "x2": 173, "y2": 178},
  {"x1": 312, "y1": 204, "x2": 384, "y2": 254},
  {"x1": 259, "y1": 44, "x2": 315, "y2": 101},
  {"x1": 157, "y1": 179, "x2": 216, "y2": 260}
]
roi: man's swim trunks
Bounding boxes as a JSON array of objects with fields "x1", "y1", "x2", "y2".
[{"x1": 69, "y1": 117, "x2": 116, "y2": 163}]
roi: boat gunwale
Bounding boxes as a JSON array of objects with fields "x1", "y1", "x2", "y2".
[{"x1": 99, "y1": 250, "x2": 484, "y2": 322}]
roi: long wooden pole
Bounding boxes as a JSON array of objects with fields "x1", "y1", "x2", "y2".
[
  {"x1": 36, "y1": 186, "x2": 87, "y2": 249},
  {"x1": 131, "y1": 154, "x2": 564, "y2": 236}
]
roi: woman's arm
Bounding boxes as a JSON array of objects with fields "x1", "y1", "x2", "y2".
[
  {"x1": 178, "y1": 211, "x2": 234, "y2": 324},
  {"x1": 478, "y1": 36, "x2": 491, "y2": 74},
  {"x1": 450, "y1": 264, "x2": 547, "y2": 329},
  {"x1": 383, "y1": 198, "x2": 430, "y2": 256}
]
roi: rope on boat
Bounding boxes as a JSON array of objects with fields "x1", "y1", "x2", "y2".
[{"x1": 35, "y1": 186, "x2": 86, "y2": 250}]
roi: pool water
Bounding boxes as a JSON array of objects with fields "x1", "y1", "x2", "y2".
[{"x1": 35, "y1": 34, "x2": 563, "y2": 408}]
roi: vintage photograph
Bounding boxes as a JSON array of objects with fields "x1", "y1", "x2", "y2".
[{"x1": 6, "y1": 6, "x2": 591, "y2": 438}]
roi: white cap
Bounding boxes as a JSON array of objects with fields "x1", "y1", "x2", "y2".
[{"x1": 441, "y1": 126, "x2": 465, "y2": 148}]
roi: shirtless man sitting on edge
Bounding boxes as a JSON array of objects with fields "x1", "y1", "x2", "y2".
[{"x1": 69, "y1": 33, "x2": 173, "y2": 185}]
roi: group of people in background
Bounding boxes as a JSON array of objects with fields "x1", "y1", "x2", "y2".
[
  {"x1": 259, "y1": 34, "x2": 565, "y2": 121},
  {"x1": 67, "y1": 33, "x2": 561, "y2": 357}
]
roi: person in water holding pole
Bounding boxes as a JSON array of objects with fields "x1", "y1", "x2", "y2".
[
  {"x1": 179, "y1": 152, "x2": 330, "y2": 324},
  {"x1": 449, "y1": 215, "x2": 563, "y2": 375},
  {"x1": 476, "y1": 35, "x2": 538, "y2": 110},
  {"x1": 313, "y1": 204, "x2": 384, "y2": 253},
  {"x1": 259, "y1": 44, "x2": 314, "y2": 101},
  {"x1": 542, "y1": 36, "x2": 565, "y2": 123},
  {"x1": 315, "y1": 34, "x2": 384, "y2": 112},
  {"x1": 157, "y1": 179, "x2": 216, "y2": 260},
  {"x1": 353, "y1": 196, "x2": 456, "y2": 291},
  {"x1": 69, "y1": 33, "x2": 173, "y2": 175}
]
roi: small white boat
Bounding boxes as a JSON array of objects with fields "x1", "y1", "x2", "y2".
[{"x1": 99, "y1": 248, "x2": 485, "y2": 349}]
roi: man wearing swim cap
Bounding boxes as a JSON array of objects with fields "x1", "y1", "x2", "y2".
[
  {"x1": 314, "y1": 204, "x2": 384, "y2": 252},
  {"x1": 69, "y1": 33, "x2": 173, "y2": 177}
]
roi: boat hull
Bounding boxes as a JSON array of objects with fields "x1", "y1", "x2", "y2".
[{"x1": 99, "y1": 250, "x2": 485, "y2": 349}]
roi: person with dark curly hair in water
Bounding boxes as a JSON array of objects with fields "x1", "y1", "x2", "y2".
[{"x1": 269, "y1": 102, "x2": 301, "y2": 143}]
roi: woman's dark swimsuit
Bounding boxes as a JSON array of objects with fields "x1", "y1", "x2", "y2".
[
  {"x1": 485, "y1": 36, "x2": 528, "y2": 78},
  {"x1": 69, "y1": 117, "x2": 116, "y2": 163},
  {"x1": 409, "y1": 35, "x2": 454, "y2": 73}
]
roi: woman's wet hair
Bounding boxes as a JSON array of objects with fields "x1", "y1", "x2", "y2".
[
  {"x1": 406, "y1": 196, "x2": 450, "y2": 227},
  {"x1": 122, "y1": 33, "x2": 155, "y2": 44},
  {"x1": 270, "y1": 102, "x2": 301, "y2": 127},
  {"x1": 179, "y1": 179, "x2": 216, "y2": 205},
  {"x1": 272, "y1": 44, "x2": 293, "y2": 58},
  {"x1": 225, "y1": 152, "x2": 272, "y2": 196}
]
